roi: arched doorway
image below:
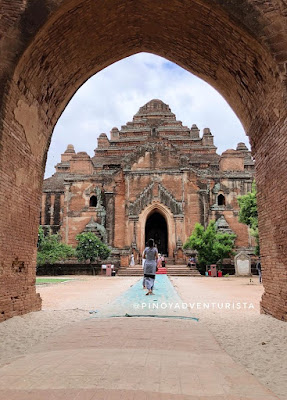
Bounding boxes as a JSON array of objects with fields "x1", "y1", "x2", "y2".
[
  {"x1": 0, "y1": 1, "x2": 287, "y2": 321},
  {"x1": 145, "y1": 211, "x2": 168, "y2": 255}
]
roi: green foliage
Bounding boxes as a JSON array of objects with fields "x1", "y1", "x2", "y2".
[
  {"x1": 237, "y1": 181, "x2": 260, "y2": 255},
  {"x1": 37, "y1": 227, "x2": 75, "y2": 266},
  {"x1": 238, "y1": 181, "x2": 258, "y2": 230},
  {"x1": 38, "y1": 226, "x2": 45, "y2": 248},
  {"x1": 183, "y1": 221, "x2": 236, "y2": 268},
  {"x1": 75, "y1": 232, "x2": 110, "y2": 263}
]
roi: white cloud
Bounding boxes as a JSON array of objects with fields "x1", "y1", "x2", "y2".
[{"x1": 45, "y1": 53, "x2": 249, "y2": 177}]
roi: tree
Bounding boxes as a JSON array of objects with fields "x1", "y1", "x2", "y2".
[
  {"x1": 183, "y1": 221, "x2": 236, "y2": 271},
  {"x1": 37, "y1": 227, "x2": 75, "y2": 266},
  {"x1": 75, "y1": 232, "x2": 110, "y2": 263},
  {"x1": 237, "y1": 181, "x2": 259, "y2": 255}
]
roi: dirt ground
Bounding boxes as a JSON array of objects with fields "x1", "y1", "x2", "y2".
[
  {"x1": 171, "y1": 275, "x2": 287, "y2": 400},
  {"x1": 39, "y1": 276, "x2": 139, "y2": 311},
  {"x1": 0, "y1": 276, "x2": 138, "y2": 367},
  {"x1": 0, "y1": 275, "x2": 286, "y2": 399}
]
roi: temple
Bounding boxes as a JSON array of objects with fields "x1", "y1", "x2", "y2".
[{"x1": 41, "y1": 99, "x2": 255, "y2": 266}]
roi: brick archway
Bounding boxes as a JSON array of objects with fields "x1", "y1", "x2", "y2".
[
  {"x1": 138, "y1": 202, "x2": 176, "y2": 259},
  {"x1": 145, "y1": 212, "x2": 168, "y2": 256},
  {"x1": 0, "y1": 1, "x2": 287, "y2": 321}
]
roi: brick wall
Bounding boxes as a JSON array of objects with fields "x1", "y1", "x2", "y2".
[{"x1": 0, "y1": 0, "x2": 287, "y2": 321}]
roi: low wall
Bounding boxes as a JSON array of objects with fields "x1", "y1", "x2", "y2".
[
  {"x1": 36, "y1": 260, "x2": 120, "y2": 275},
  {"x1": 197, "y1": 262, "x2": 259, "y2": 276}
]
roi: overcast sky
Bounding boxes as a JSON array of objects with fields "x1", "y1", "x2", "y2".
[{"x1": 45, "y1": 52, "x2": 249, "y2": 178}]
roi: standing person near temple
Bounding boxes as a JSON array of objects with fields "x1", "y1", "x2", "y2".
[
  {"x1": 256, "y1": 256, "x2": 262, "y2": 283},
  {"x1": 130, "y1": 254, "x2": 135, "y2": 267},
  {"x1": 157, "y1": 253, "x2": 162, "y2": 269},
  {"x1": 143, "y1": 238, "x2": 158, "y2": 295}
]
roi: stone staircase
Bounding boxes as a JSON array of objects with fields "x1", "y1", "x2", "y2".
[
  {"x1": 117, "y1": 265, "x2": 145, "y2": 276},
  {"x1": 166, "y1": 264, "x2": 201, "y2": 276},
  {"x1": 117, "y1": 264, "x2": 201, "y2": 277}
]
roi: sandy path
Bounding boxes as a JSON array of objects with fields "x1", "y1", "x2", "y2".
[
  {"x1": 39, "y1": 275, "x2": 139, "y2": 311},
  {"x1": 171, "y1": 275, "x2": 287, "y2": 400},
  {"x1": 0, "y1": 276, "x2": 139, "y2": 367},
  {"x1": 0, "y1": 274, "x2": 286, "y2": 399}
]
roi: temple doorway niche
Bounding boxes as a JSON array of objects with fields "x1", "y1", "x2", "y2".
[{"x1": 145, "y1": 211, "x2": 168, "y2": 255}]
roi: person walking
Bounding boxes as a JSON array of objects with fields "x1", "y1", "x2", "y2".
[
  {"x1": 143, "y1": 238, "x2": 158, "y2": 295},
  {"x1": 142, "y1": 250, "x2": 146, "y2": 289}
]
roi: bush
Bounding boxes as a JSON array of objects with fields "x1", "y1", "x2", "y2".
[
  {"x1": 75, "y1": 232, "x2": 110, "y2": 263},
  {"x1": 37, "y1": 227, "x2": 75, "y2": 266},
  {"x1": 183, "y1": 221, "x2": 236, "y2": 271},
  {"x1": 237, "y1": 181, "x2": 259, "y2": 255}
]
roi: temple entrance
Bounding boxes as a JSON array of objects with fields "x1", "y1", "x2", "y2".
[{"x1": 145, "y1": 212, "x2": 168, "y2": 255}]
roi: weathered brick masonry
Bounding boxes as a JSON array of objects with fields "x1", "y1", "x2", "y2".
[
  {"x1": 41, "y1": 99, "x2": 254, "y2": 266},
  {"x1": 0, "y1": 1, "x2": 286, "y2": 321}
]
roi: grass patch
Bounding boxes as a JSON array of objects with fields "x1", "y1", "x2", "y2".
[{"x1": 36, "y1": 278, "x2": 72, "y2": 285}]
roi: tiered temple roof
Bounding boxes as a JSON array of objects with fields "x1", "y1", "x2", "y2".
[
  {"x1": 44, "y1": 99, "x2": 254, "y2": 191},
  {"x1": 92, "y1": 99, "x2": 219, "y2": 166}
]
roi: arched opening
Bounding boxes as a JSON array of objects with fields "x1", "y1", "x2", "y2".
[
  {"x1": 218, "y1": 194, "x2": 226, "y2": 206},
  {"x1": 0, "y1": 1, "x2": 287, "y2": 321},
  {"x1": 145, "y1": 211, "x2": 168, "y2": 255},
  {"x1": 89, "y1": 196, "x2": 97, "y2": 207},
  {"x1": 45, "y1": 53, "x2": 247, "y2": 177}
]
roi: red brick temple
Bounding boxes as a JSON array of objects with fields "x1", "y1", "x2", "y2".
[{"x1": 41, "y1": 99, "x2": 255, "y2": 267}]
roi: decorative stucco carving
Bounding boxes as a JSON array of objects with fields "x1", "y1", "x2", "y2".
[
  {"x1": 122, "y1": 142, "x2": 179, "y2": 169},
  {"x1": 215, "y1": 215, "x2": 234, "y2": 235},
  {"x1": 212, "y1": 183, "x2": 221, "y2": 194},
  {"x1": 212, "y1": 182, "x2": 229, "y2": 194},
  {"x1": 95, "y1": 187, "x2": 106, "y2": 226},
  {"x1": 128, "y1": 182, "x2": 183, "y2": 216},
  {"x1": 85, "y1": 186, "x2": 106, "y2": 226},
  {"x1": 158, "y1": 184, "x2": 183, "y2": 215},
  {"x1": 129, "y1": 183, "x2": 154, "y2": 216},
  {"x1": 84, "y1": 217, "x2": 107, "y2": 243}
]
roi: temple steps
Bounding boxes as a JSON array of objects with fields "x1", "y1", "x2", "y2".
[
  {"x1": 117, "y1": 264, "x2": 201, "y2": 277},
  {"x1": 166, "y1": 265, "x2": 201, "y2": 276},
  {"x1": 116, "y1": 265, "x2": 145, "y2": 276}
]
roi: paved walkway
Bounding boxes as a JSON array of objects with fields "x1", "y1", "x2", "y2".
[
  {"x1": 0, "y1": 277, "x2": 280, "y2": 400},
  {"x1": 93, "y1": 275, "x2": 197, "y2": 319}
]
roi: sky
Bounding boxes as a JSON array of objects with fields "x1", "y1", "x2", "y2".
[{"x1": 45, "y1": 52, "x2": 249, "y2": 178}]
